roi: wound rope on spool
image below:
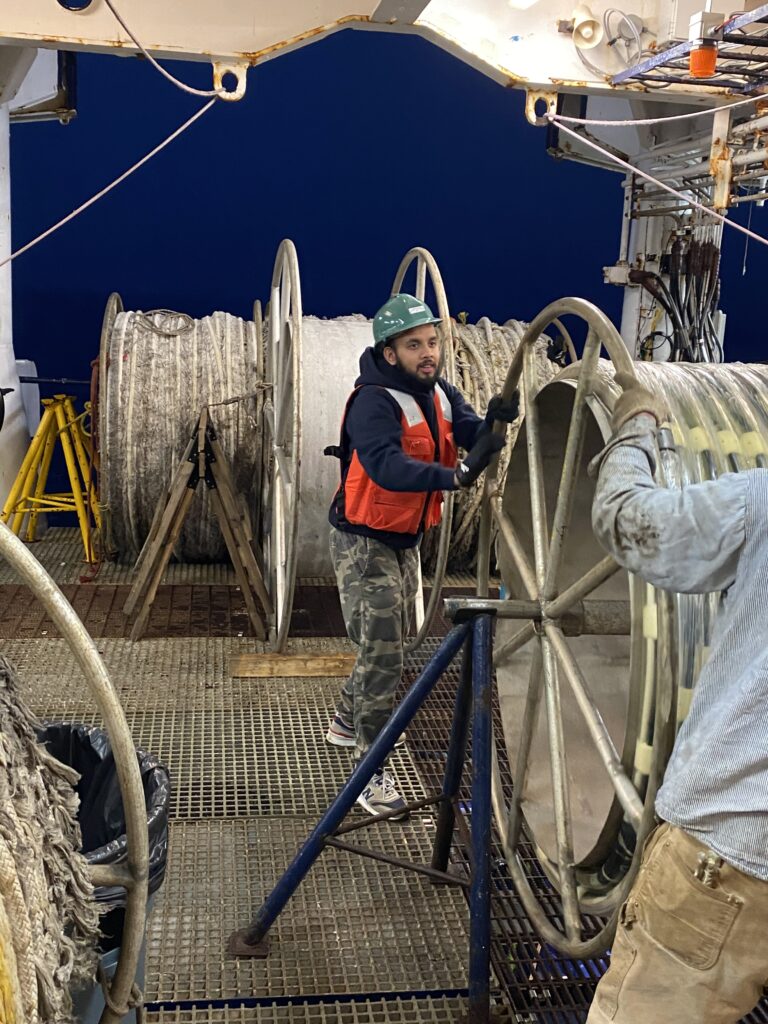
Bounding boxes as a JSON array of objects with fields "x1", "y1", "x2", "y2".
[{"x1": 99, "y1": 307, "x2": 263, "y2": 563}]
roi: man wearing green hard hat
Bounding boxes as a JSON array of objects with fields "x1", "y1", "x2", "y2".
[{"x1": 325, "y1": 292, "x2": 519, "y2": 820}]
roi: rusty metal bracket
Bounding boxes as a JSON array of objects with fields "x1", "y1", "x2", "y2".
[{"x1": 525, "y1": 90, "x2": 557, "y2": 127}]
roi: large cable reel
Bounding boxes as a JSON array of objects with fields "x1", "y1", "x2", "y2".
[
  {"x1": 478, "y1": 297, "x2": 768, "y2": 957},
  {"x1": 260, "y1": 239, "x2": 303, "y2": 651},
  {"x1": 391, "y1": 246, "x2": 455, "y2": 653},
  {"x1": 0, "y1": 522, "x2": 149, "y2": 1024},
  {"x1": 262, "y1": 243, "x2": 461, "y2": 653}
]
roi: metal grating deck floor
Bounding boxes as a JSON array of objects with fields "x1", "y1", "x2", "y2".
[
  {"x1": 146, "y1": 817, "x2": 469, "y2": 1002},
  {"x1": 0, "y1": 528, "x2": 485, "y2": 589},
  {"x1": 4, "y1": 528, "x2": 767, "y2": 1023},
  {"x1": 144, "y1": 998, "x2": 470, "y2": 1023}
]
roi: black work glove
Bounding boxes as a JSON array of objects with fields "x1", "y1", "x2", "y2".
[
  {"x1": 455, "y1": 432, "x2": 505, "y2": 488},
  {"x1": 485, "y1": 390, "x2": 520, "y2": 426}
]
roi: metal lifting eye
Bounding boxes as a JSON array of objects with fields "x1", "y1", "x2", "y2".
[{"x1": 57, "y1": 0, "x2": 94, "y2": 10}]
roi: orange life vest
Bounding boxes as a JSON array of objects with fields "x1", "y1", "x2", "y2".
[{"x1": 337, "y1": 384, "x2": 458, "y2": 535}]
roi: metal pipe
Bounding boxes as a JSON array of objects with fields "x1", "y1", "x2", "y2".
[
  {"x1": 331, "y1": 793, "x2": 440, "y2": 836},
  {"x1": 632, "y1": 208, "x2": 691, "y2": 219},
  {"x1": 392, "y1": 246, "x2": 455, "y2": 652},
  {"x1": 618, "y1": 177, "x2": 633, "y2": 265},
  {"x1": 540, "y1": 633, "x2": 581, "y2": 940},
  {"x1": 722, "y1": 30, "x2": 768, "y2": 47},
  {"x1": 734, "y1": 166, "x2": 768, "y2": 181},
  {"x1": 431, "y1": 636, "x2": 473, "y2": 873},
  {"x1": 492, "y1": 620, "x2": 536, "y2": 668},
  {"x1": 732, "y1": 111, "x2": 768, "y2": 137},
  {"x1": 325, "y1": 838, "x2": 469, "y2": 888},
  {"x1": 543, "y1": 327, "x2": 600, "y2": 601},
  {"x1": 18, "y1": 375, "x2": 90, "y2": 385},
  {"x1": 545, "y1": 623, "x2": 643, "y2": 829},
  {"x1": 503, "y1": 642, "x2": 543, "y2": 853},
  {"x1": 89, "y1": 864, "x2": 135, "y2": 890},
  {"x1": 443, "y1": 597, "x2": 631, "y2": 635},
  {"x1": 0, "y1": 523, "x2": 149, "y2": 1024},
  {"x1": 731, "y1": 190, "x2": 768, "y2": 203},
  {"x1": 468, "y1": 614, "x2": 493, "y2": 1024},
  {"x1": 545, "y1": 555, "x2": 621, "y2": 619},
  {"x1": 523, "y1": 344, "x2": 550, "y2": 593},
  {"x1": 733, "y1": 145, "x2": 768, "y2": 167},
  {"x1": 229, "y1": 621, "x2": 471, "y2": 952},
  {"x1": 490, "y1": 496, "x2": 537, "y2": 600}
]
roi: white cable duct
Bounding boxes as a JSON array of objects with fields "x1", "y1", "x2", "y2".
[{"x1": 100, "y1": 308, "x2": 262, "y2": 563}]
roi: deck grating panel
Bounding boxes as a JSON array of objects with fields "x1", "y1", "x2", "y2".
[
  {"x1": 0, "y1": 528, "x2": 490, "y2": 589},
  {"x1": 144, "y1": 817, "x2": 469, "y2": 1003},
  {"x1": 145, "y1": 997, "x2": 475, "y2": 1024}
]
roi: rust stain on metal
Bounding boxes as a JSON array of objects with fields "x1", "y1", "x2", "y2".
[
  {"x1": 239, "y1": 15, "x2": 371, "y2": 65},
  {"x1": 551, "y1": 78, "x2": 589, "y2": 89},
  {"x1": 29, "y1": 17, "x2": 373, "y2": 65}
]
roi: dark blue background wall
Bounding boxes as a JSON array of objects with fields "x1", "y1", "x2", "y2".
[{"x1": 9, "y1": 28, "x2": 767, "y2": 378}]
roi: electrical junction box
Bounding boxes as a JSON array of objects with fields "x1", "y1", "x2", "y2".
[{"x1": 660, "y1": 0, "x2": 749, "y2": 43}]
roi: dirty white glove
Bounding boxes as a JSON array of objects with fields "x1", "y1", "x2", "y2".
[{"x1": 611, "y1": 371, "x2": 670, "y2": 433}]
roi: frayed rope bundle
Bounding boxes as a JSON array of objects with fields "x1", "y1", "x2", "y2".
[{"x1": 0, "y1": 656, "x2": 101, "y2": 1024}]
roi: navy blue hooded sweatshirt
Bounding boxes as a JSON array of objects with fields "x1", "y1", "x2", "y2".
[{"x1": 328, "y1": 347, "x2": 487, "y2": 549}]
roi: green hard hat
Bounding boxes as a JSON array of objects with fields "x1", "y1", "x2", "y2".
[{"x1": 372, "y1": 293, "x2": 441, "y2": 347}]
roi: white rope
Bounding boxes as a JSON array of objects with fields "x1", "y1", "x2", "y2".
[
  {"x1": 102, "y1": 309, "x2": 263, "y2": 562},
  {"x1": 550, "y1": 118, "x2": 768, "y2": 248},
  {"x1": 104, "y1": 0, "x2": 226, "y2": 98},
  {"x1": 0, "y1": 99, "x2": 216, "y2": 272},
  {"x1": 550, "y1": 93, "x2": 761, "y2": 128},
  {"x1": 0, "y1": 658, "x2": 101, "y2": 1024}
]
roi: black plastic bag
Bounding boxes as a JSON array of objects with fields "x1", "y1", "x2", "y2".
[{"x1": 39, "y1": 722, "x2": 171, "y2": 906}]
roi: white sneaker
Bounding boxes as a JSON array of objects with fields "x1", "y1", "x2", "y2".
[
  {"x1": 325, "y1": 714, "x2": 407, "y2": 749},
  {"x1": 356, "y1": 770, "x2": 409, "y2": 821}
]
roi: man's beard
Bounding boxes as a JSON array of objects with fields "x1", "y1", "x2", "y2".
[{"x1": 395, "y1": 352, "x2": 443, "y2": 385}]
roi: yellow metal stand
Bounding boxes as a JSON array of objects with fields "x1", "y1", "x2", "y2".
[{"x1": 1, "y1": 395, "x2": 101, "y2": 562}]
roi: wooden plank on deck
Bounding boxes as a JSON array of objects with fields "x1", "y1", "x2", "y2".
[{"x1": 230, "y1": 653, "x2": 355, "y2": 678}]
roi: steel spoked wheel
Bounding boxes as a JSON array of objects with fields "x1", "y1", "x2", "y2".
[
  {"x1": 262, "y1": 240, "x2": 302, "y2": 651},
  {"x1": 391, "y1": 247, "x2": 455, "y2": 654},
  {"x1": 479, "y1": 297, "x2": 676, "y2": 957}
]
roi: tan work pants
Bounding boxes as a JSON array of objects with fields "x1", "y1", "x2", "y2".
[{"x1": 587, "y1": 823, "x2": 768, "y2": 1024}]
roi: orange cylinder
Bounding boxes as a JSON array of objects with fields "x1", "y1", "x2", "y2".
[{"x1": 690, "y1": 42, "x2": 718, "y2": 78}]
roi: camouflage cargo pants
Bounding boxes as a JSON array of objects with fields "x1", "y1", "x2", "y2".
[{"x1": 329, "y1": 527, "x2": 419, "y2": 759}]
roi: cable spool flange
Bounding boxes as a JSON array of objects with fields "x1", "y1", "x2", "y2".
[{"x1": 478, "y1": 297, "x2": 768, "y2": 957}]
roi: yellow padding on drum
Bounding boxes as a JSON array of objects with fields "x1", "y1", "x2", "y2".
[
  {"x1": 717, "y1": 430, "x2": 741, "y2": 456},
  {"x1": 0, "y1": 894, "x2": 19, "y2": 1024},
  {"x1": 634, "y1": 741, "x2": 653, "y2": 776},
  {"x1": 670, "y1": 422, "x2": 686, "y2": 447},
  {"x1": 643, "y1": 604, "x2": 658, "y2": 640},
  {"x1": 742, "y1": 432, "x2": 767, "y2": 458},
  {"x1": 689, "y1": 426, "x2": 709, "y2": 453},
  {"x1": 677, "y1": 687, "x2": 694, "y2": 723}
]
